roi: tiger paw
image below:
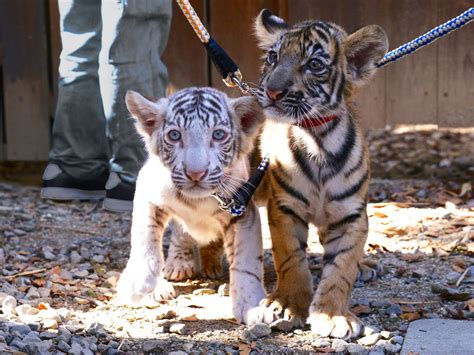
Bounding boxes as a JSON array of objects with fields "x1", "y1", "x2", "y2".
[
  {"x1": 199, "y1": 241, "x2": 223, "y2": 279},
  {"x1": 259, "y1": 289, "x2": 311, "y2": 329},
  {"x1": 164, "y1": 249, "x2": 196, "y2": 281},
  {"x1": 357, "y1": 259, "x2": 382, "y2": 282},
  {"x1": 307, "y1": 311, "x2": 363, "y2": 339},
  {"x1": 200, "y1": 256, "x2": 223, "y2": 279},
  {"x1": 117, "y1": 258, "x2": 175, "y2": 305}
]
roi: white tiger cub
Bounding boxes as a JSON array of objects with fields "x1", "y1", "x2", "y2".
[{"x1": 116, "y1": 87, "x2": 275, "y2": 325}]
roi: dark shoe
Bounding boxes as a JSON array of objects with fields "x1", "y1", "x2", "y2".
[
  {"x1": 41, "y1": 163, "x2": 107, "y2": 200},
  {"x1": 103, "y1": 172, "x2": 135, "y2": 212}
]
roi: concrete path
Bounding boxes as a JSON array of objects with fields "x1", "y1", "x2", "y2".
[{"x1": 401, "y1": 319, "x2": 474, "y2": 355}]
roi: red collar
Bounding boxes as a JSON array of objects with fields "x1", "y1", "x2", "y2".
[{"x1": 298, "y1": 115, "x2": 338, "y2": 128}]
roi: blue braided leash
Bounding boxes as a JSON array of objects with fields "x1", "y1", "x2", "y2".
[{"x1": 377, "y1": 7, "x2": 474, "y2": 67}]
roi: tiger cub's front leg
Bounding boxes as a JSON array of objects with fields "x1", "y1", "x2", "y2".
[
  {"x1": 308, "y1": 197, "x2": 368, "y2": 339},
  {"x1": 261, "y1": 198, "x2": 313, "y2": 327},
  {"x1": 117, "y1": 200, "x2": 175, "y2": 305},
  {"x1": 225, "y1": 203, "x2": 275, "y2": 325}
]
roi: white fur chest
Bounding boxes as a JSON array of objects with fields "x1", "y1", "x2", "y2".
[{"x1": 137, "y1": 158, "x2": 231, "y2": 246}]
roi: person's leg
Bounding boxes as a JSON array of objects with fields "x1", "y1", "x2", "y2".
[
  {"x1": 99, "y1": 0, "x2": 171, "y2": 211},
  {"x1": 43, "y1": 0, "x2": 109, "y2": 200}
]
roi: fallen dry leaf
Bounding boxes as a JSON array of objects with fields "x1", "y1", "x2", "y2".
[
  {"x1": 373, "y1": 211, "x2": 388, "y2": 218},
  {"x1": 400, "y1": 252, "x2": 425, "y2": 263},
  {"x1": 179, "y1": 314, "x2": 199, "y2": 322},
  {"x1": 351, "y1": 304, "x2": 371, "y2": 315},
  {"x1": 451, "y1": 258, "x2": 467, "y2": 273},
  {"x1": 400, "y1": 312, "x2": 421, "y2": 321}
]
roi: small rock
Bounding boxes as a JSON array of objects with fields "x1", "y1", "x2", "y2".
[
  {"x1": 108, "y1": 340, "x2": 119, "y2": 349},
  {"x1": 385, "y1": 304, "x2": 402, "y2": 316},
  {"x1": 15, "y1": 304, "x2": 38, "y2": 317},
  {"x1": 218, "y1": 283, "x2": 230, "y2": 296},
  {"x1": 27, "y1": 323, "x2": 41, "y2": 332},
  {"x1": 143, "y1": 340, "x2": 163, "y2": 352},
  {"x1": 270, "y1": 319, "x2": 294, "y2": 332},
  {"x1": 25, "y1": 287, "x2": 41, "y2": 300},
  {"x1": 376, "y1": 339, "x2": 401, "y2": 353},
  {"x1": 57, "y1": 339, "x2": 71, "y2": 352},
  {"x1": 182, "y1": 343, "x2": 194, "y2": 352},
  {"x1": 38, "y1": 309, "x2": 61, "y2": 322},
  {"x1": 13, "y1": 229, "x2": 26, "y2": 236},
  {"x1": 39, "y1": 331, "x2": 57, "y2": 339},
  {"x1": 312, "y1": 338, "x2": 331, "y2": 348},
  {"x1": 75, "y1": 297, "x2": 89, "y2": 305},
  {"x1": 169, "y1": 323, "x2": 188, "y2": 335},
  {"x1": 92, "y1": 254, "x2": 105, "y2": 263},
  {"x1": 59, "y1": 269, "x2": 73, "y2": 280},
  {"x1": 368, "y1": 349, "x2": 385, "y2": 355},
  {"x1": 331, "y1": 339, "x2": 348, "y2": 352},
  {"x1": 42, "y1": 246, "x2": 56, "y2": 260},
  {"x1": 2, "y1": 295, "x2": 17, "y2": 316},
  {"x1": 380, "y1": 330, "x2": 392, "y2": 339},
  {"x1": 192, "y1": 288, "x2": 216, "y2": 295},
  {"x1": 3, "y1": 231, "x2": 15, "y2": 238},
  {"x1": 371, "y1": 300, "x2": 391, "y2": 308},
  {"x1": 9, "y1": 338, "x2": 27, "y2": 352},
  {"x1": 391, "y1": 335, "x2": 404, "y2": 344},
  {"x1": 240, "y1": 329, "x2": 255, "y2": 343},
  {"x1": 70, "y1": 251, "x2": 82, "y2": 264},
  {"x1": 155, "y1": 308, "x2": 176, "y2": 320},
  {"x1": 363, "y1": 326, "x2": 380, "y2": 336},
  {"x1": 446, "y1": 272, "x2": 461, "y2": 285},
  {"x1": 169, "y1": 352, "x2": 187, "y2": 355},
  {"x1": 22, "y1": 332, "x2": 42, "y2": 344},
  {"x1": 38, "y1": 287, "x2": 51, "y2": 298},
  {"x1": 42, "y1": 318, "x2": 58, "y2": 329},
  {"x1": 248, "y1": 323, "x2": 271, "y2": 338},
  {"x1": 57, "y1": 308, "x2": 71, "y2": 322},
  {"x1": 347, "y1": 343, "x2": 368, "y2": 354},
  {"x1": 358, "y1": 333, "x2": 382, "y2": 346},
  {"x1": 74, "y1": 270, "x2": 89, "y2": 278}
]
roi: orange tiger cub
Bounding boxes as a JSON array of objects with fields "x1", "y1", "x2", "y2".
[{"x1": 252, "y1": 10, "x2": 388, "y2": 339}]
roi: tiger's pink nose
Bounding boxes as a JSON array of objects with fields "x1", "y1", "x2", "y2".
[
  {"x1": 184, "y1": 169, "x2": 207, "y2": 182},
  {"x1": 266, "y1": 88, "x2": 285, "y2": 101}
]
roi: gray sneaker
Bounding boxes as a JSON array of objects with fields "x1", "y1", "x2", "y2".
[
  {"x1": 41, "y1": 163, "x2": 107, "y2": 200},
  {"x1": 102, "y1": 172, "x2": 135, "y2": 212}
]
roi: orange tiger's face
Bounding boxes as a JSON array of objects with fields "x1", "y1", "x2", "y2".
[{"x1": 254, "y1": 10, "x2": 388, "y2": 125}]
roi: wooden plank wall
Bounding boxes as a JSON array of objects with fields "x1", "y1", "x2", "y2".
[
  {"x1": 0, "y1": 0, "x2": 51, "y2": 161},
  {"x1": 0, "y1": 0, "x2": 472, "y2": 161},
  {"x1": 289, "y1": 0, "x2": 474, "y2": 128}
]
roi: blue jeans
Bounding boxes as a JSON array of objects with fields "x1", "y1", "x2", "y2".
[{"x1": 49, "y1": 0, "x2": 172, "y2": 182}]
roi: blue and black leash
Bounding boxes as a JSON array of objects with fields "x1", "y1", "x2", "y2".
[
  {"x1": 377, "y1": 7, "x2": 474, "y2": 67},
  {"x1": 176, "y1": 0, "x2": 473, "y2": 217}
]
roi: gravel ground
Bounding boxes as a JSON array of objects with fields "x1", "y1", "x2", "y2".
[{"x1": 0, "y1": 126, "x2": 473, "y2": 354}]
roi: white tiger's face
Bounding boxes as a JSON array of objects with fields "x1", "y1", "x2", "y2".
[{"x1": 126, "y1": 87, "x2": 264, "y2": 199}]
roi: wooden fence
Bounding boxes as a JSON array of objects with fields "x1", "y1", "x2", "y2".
[{"x1": 0, "y1": 0, "x2": 472, "y2": 161}]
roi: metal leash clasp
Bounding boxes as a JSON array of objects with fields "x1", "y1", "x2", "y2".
[
  {"x1": 211, "y1": 192, "x2": 246, "y2": 217},
  {"x1": 223, "y1": 70, "x2": 253, "y2": 95}
]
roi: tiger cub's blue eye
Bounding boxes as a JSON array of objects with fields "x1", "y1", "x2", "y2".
[
  {"x1": 212, "y1": 129, "x2": 226, "y2": 141},
  {"x1": 167, "y1": 130, "x2": 181, "y2": 141}
]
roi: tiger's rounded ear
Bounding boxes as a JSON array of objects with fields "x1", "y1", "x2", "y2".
[
  {"x1": 254, "y1": 9, "x2": 289, "y2": 49},
  {"x1": 230, "y1": 96, "x2": 265, "y2": 138},
  {"x1": 125, "y1": 90, "x2": 166, "y2": 137},
  {"x1": 344, "y1": 25, "x2": 388, "y2": 87}
]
